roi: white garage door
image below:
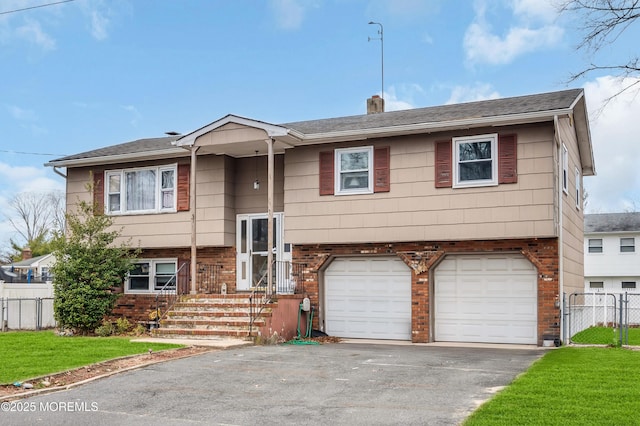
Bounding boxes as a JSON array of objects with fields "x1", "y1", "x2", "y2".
[
  {"x1": 324, "y1": 257, "x2": 411, "y2": 340},
  {"x1": 434, "y1": 254, "x2": 537, "y2": 344}
]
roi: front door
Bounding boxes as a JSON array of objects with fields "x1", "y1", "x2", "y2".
[{"x1": 236, "y1": 213, "x2": 283, "y2": 291}]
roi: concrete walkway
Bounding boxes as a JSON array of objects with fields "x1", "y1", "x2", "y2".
[{"x1": 131, "y1": 336, "x2": 253, "y2": 349}]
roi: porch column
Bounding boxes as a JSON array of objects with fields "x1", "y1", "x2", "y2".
[
  {"x1": 190, "y1": 146, "x2": 199, "y2": 294},
  {"x1": 266, "y1": 138, "x2": 274, "y2": 294}
]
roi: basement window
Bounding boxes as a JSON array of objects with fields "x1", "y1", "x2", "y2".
[
  {"x1": 622, "y1": 281, "x2": 637, "y2": 290},
  {"x1": 126, "y1": 259, "x2": 177, "y2": 293}
]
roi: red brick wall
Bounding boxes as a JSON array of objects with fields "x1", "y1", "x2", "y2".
[
  {"x1": 292, "y1": 239, "x2": 560, "y2": 346},
  {"x1": 112, "y1": 246, "x2": 236, "y2": 322}
]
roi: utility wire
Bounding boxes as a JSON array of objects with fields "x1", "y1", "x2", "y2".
[
  {"x1": 0, "y1": 149, "x2": 66, "y2": 157},
  {"x1": 0, "y1": 0, "x2": 76, "y2": 16}
]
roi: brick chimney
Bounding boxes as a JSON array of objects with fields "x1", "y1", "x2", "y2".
[
  {"x1": 367, "y1": 95, "x2": 385, "y2": 114},
  {"x1": 22, "y1": 247, "x2": 32, "y2": 261}
]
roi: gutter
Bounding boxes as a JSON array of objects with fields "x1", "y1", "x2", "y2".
[{"x1": 44, "y1": 148, "x2": 190, "y2": 168}]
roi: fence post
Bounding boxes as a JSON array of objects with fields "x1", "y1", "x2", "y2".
[{"x1": 619, "y1": 293, "x2": 623, "y2": 346}]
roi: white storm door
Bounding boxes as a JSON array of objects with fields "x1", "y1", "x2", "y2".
[{"x1": 236, "y1": 213, "x2": 283, "y2": 291}]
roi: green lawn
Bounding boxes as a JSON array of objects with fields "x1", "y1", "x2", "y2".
[
  {"x1": 0, "y1": 331, "x2": 182, "y2": 384},
  {"x1": 464, "y1": 347, "x2": 640, "y2": 425},
  {"x1": 570, "y1": 326, "x2": 640, "y2": 346}
]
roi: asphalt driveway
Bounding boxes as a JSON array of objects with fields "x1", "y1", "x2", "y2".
[{"x1": 2, "y1": 342, "x2": 543, "y2": 425}]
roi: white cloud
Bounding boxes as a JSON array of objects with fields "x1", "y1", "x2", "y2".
[
  {"x1": 464, "y1": 0, "x2": 563, "y2": 66},
  {"x1": 381, "y1": 85, "x2": 422, "y2": 111},
  {"x1": 583, "y1": 76, "x2": 640, "y2": 213},
  {"x1": 90, "y1": 9, "x2": 110, "y2": 41},
  {"x1": 446, "y1": 83, "x2": 501, "y2": 104},
  {"x1": 15, "y1": 18, "x2": 56, "y2": 50},
  {"x1": 121, "y1": 105, "x2": 142, "y2": 126},
  {"x1": 7, "y1": 105, "x2": 36, "y2": 121},
  {"x1": 269, "y1": 0, "x2": 308, "y2": 30}
]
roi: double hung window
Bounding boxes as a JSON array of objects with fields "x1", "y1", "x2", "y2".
[
  {"x1": 106, "y1": 165, "x2": 176, "y2": 214},
  {"x1": 620, "y1": 238, "x2": 635, "y2": 253},
  {"x1": 588, "y1": 239, "x2": 603, "y2": 253},
  {"x1": 453, "y1": 134, "x2": 498, "y2": 187},
  {"x1": 335, "y1": 146, "x2": 373, "y2": 195}
]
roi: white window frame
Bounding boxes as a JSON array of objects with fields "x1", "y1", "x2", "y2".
[
  {"x1": 562, "y1": 143, "x2": 569, "y2": 194},
  {"x1": 575, "y1": 167, "x2": 581, "y2": 210},
  {"x1": 105, "y1": 164, "x2": 177, "y2": 215},
  {"x1": 452, "y1": 133, "x2": 498, "y2": 188},
  {"x1": 125, "y1": 258, "x2": 178, "y2": 294},
  {"x1": 334, "y1": 146, "x2": 374, "y2": 195},
  {"x1": 620, "y1": 237, "x2": 635, "y2": 253},
  {"x1": 588, "y1": 238, "x2": 603, "y2": 253}
]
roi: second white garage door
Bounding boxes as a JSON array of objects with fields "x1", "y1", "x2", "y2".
[
  {"x1": 434, "y1": 254, "x2": 538, "y2": 345},
  {"x1": 324, "y1": 257, "x2": 411, "y2": 340}
]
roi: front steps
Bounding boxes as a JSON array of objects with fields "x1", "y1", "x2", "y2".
[{"x1": 152, "y1": 295, "x2": 273, "y2": 340}]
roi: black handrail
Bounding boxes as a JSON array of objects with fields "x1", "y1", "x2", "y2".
[{"x1": 154, "y1": 262, "x2": 189, "y2": 327}]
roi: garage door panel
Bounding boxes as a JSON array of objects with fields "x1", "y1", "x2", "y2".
[
  {"x1": 435, "y1": 254, "x2": 537, "y2": 345},
  {"x1": 325, "y1": 257, "x2": 411, "y2": 340}
]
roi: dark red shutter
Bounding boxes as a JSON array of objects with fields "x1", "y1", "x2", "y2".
[
  {"x1": 435, "y1": 140, "x2": 452, "y2": 188},
  {"x1": 498, "y1": 134, "x2": 517, "y2": 184},
  {"x1": 92, "y1": 170, "x2": 104, "y2": 215},
  {"x1": 319, "y1": 151, "x2": 334, "y2": 195},
  {"x1": 177, "y1": 163, "x2": 190, "y2": 211},
  {"x1": 373, "y1": 146, "x2": 390, "y2": 193}
]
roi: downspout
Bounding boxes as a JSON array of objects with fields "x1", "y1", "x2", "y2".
[
  {"x1": 52, "y1": 166, "x2": 67, "y2": 179},
  {"x1": 554, "y1": 115, "x2": 565, "y2": 342},
  {"x1": 266, "y1": 138, "x2": 274, "y2": 294},
  {"x1": 190, "y1": 146, "x2": 199, "y2": 295}
]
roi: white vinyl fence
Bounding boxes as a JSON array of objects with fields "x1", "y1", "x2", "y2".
[{"x1": 0, "y1": 281, "x2": 56, "y2": 330}]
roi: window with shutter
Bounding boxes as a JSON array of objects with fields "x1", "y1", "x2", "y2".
[
  {"x1": 319, "y1": 146, "x2": 390, "y2": 195},
  {"x1": 437, "y1": 133, "x2": 518, "y2": 189}
]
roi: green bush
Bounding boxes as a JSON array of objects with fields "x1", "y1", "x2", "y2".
[
  {"x1": 52, "y1": 195, "x2": 139, "y2": 334},
  {"x1": 95, "y1": 321, "x2": 114, "y2": 337},
  {"x1": 115, "y1": 317, "x2": 132, "y2": 334}
]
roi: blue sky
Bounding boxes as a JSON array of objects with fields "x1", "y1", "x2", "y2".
[{"x1": 1, "y1": 0, "x2": 640, "y2": 251}]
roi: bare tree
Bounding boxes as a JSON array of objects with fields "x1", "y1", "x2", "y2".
[
  {"x1": 560, "y1": 0, "x2": 640, "y2": 98},
  {"x1": 3, "y1": 191, "x2": 65, "y2": 259}
]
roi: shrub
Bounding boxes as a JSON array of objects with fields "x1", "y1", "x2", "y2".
[
  {"x1": 52, "y1": 194, "x2": 140, "y2": 334},
  {"x1": 95, "y1": 321, "x2": 114, "y2": 337},
  {"x1": 115, "y1": 317, "x2": 132, "y2": 334}
]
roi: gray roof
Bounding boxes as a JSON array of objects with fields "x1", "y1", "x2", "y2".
[
  {"x1": 283, "y1": 89, "x2": 583, "y2": 134},
  {"x1": 585, "y1": 213, "x2": 640, "y2": 233},
  {"x1": 8, "y1": 253, "x2": 54, "y2": 268},
  {"x1": 46, "y1": 136, "x2": 181, "y2": 165},
  {"x1": 47, "y1": 89, "x2": 584, "y2": 166}
]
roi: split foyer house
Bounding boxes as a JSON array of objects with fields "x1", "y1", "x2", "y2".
[{"x1": 46, "y1": 89, "x2": 595, "y2": 345}]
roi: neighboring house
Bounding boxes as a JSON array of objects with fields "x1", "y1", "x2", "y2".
[
  {"x1": 1, "y1": 253, "x2": 56, "y2": 283},
  {"x1": 584, "y1": 212, "x2": 640, "y2": 294},
  {"x1": 46, "y1": 89, "x2": 595, "y2": 345}
]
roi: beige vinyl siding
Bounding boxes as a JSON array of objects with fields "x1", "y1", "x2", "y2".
[
  {"x1": 234, "y1": 155, "x2": 285, "y2": 214},
  {"x1": 284, "y1": 125, "x2": 557, "y2": 245},
  {"x1": 557, "y1": 116, "x2": 586, "y2": 295}
]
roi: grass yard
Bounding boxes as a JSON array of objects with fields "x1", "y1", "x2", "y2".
[
  {"x1": 570, "y1": 326, "x2": 640, "y2": 346},
  {"x1": 464, "y1": 347, "x2": 640, "y2": 425},
  {"x1": 0, "y1": 331, "x2": 182, "y2": 384}
]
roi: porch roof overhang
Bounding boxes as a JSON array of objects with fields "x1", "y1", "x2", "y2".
[{"x1": 173, "y1": 114, "x2": 303, "y2": 157}]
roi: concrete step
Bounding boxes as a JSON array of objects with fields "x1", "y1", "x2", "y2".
[
  {"x1": 153, "y1": 327, "x2": 257, "y2": 339},
  {"x1": 160, "y1": 318, "x2": 265, "y2": 329}
]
